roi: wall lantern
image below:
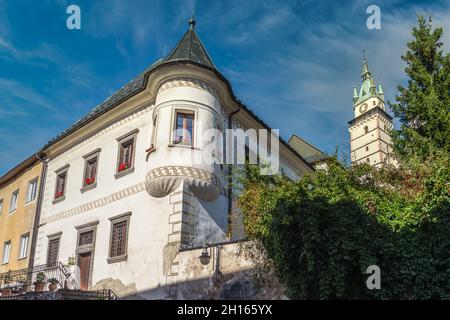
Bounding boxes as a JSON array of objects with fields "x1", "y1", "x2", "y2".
[{"x1": 199, "y1": 244, "x2": 211, "y2": 265}]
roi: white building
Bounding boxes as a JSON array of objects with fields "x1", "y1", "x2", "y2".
[
  {"x1": 348, "y1": 57, "x2": 397, "y2": 167},
  {"x1": 33, "y1": 19, "x2": 314, "y2": 299}
]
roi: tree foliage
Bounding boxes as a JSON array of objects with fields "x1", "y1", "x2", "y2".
[
  {"x1": 237, "y1": 16, "x2": 450, "y2": 299},
  {"x1": 390, "y1": 16, "x2": 450, "y2": 160}
]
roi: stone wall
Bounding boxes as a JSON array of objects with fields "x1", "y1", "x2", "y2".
[{"x1": 164, "y1": 241, "x2": 287, "y2": 300}]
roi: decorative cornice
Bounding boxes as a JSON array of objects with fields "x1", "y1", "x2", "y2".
[
  {"x1": 158, "y1": 77, "x2": 219, "y2": 100},
  {"x1": 41, "y1": 182, "x2": 146, "y2": 224}
]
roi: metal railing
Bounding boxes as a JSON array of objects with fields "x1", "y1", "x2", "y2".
[
  {"x1": 0, "y1": 262, "x2": 78, "y2": 295},
  {"x1": 58, "y1": 289, "x2": 119, "y2": 300}
]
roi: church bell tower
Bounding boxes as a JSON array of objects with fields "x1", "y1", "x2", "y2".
[{"x1": 348, "y1": 56, "x2": 397, "y2": 167}]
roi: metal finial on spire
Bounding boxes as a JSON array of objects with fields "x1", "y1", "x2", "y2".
[
  {"x1": 362, "y1": 49, "x2": 367, "y2": 61},
  {"x1": 189, "y1": 13, "x2": 196, "y2": 30}
]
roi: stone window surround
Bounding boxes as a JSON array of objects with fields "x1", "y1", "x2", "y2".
[
  {"x1": 46, "y1": 231, "x2": 62, "y2": 265},
  {"x1": 75, "y1": 220, "x2": 99, "y2": 290},
  {"x1": 53, "y1": 165, "x2": 70, "y2": 204},
  {"x1": 81, "y1": 148, "x2": 101, "y2": 193},
  {"x1": 115, "y1": 129, "x2": 139, "y2": 180},
  {"x1": 107, "y1": 212, "x2": 131, "y2": 264},
  {"x1": 169, "y1": 106, "x2": 198, "y2": 149}
]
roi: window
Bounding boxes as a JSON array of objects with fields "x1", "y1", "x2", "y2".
[
  {"x1": 26, "y1": 178, "x2": 38, "y2": 203},
  {"x1": 366, "y1": 158, "x2": 370, "y2": 163},
  {"x1": 18, "y1": 233, "x2": 29, "y2": 259},
  {"x1": 82, "y1": 149, "x2": 100, "y2": 191},
  {"x1": 174, "y1": 111, "x2": 194, "y2": 146},
  {"x1": 115, "y1": 130, "x2": 138, "y2": 178},
  {"x1": 47, "y1": 235, "x2": 61, "y2": 266},
  {"x1": 75, "y1": 221, "x2": 98, "y2": 250},
  {"x1": 2, "y1": 241, "x2": 11, "y2": 264},
  {"x1": 366, "y1": 146, "x2": 369, "y2": 152},
  {"x1": 9, "y1": 190, "x2": 19, "y2": 213},
  {"x1": 79, "y1": 230, "x2": 94, "y2": 246},
  {"x1": 364, "y1": 126, "x2": 369, "y2": 134},
  {"x1": 54, "y1": 165, "x2": 69, "y2": 202},
  {"x1": 0, "y1": 199, "x2": 3, "y2": 215},
  {"x1": 108, "y1": 213, "x2": 131, "y2": 263}
]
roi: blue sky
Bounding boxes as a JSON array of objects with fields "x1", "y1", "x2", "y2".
[{"x1": 0, "y1": 0, "x2": 449, "y2": 175}]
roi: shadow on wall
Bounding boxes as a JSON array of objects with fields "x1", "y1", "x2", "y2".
[{"x1": 118, "y1": 269, "x2": 284, "y2": 300}]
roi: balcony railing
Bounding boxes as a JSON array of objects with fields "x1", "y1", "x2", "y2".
[{"x1": 0, "y1": 262, "x2": 78, "y2": 296}]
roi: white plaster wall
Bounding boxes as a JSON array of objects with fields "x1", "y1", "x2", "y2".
[{"x1": 34, "y1": 104, "x2": 181, "y2": 295}]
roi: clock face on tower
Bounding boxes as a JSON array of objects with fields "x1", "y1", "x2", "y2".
[{"x1": 359, "y1": 103, "x2": 368, "y2": 114}]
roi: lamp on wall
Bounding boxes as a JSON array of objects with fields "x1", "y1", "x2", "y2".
[{"x1": 199, "y1": 243, "x2": 211, "y2": 265}]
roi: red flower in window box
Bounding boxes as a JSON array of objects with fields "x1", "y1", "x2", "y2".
[
  {"x1": 118, "y1": 163, "x2": 131, "y2": 172},
  {"x1": 55, "y1": 191, "x2": 64, "y2": 199},
  {"x1": 85, "y1": 177, "x2": 95, "y2": 185}
]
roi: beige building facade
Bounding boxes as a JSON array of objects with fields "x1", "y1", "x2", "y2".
[{"x1": 0, "y1": 156, "x2": 43, "y2": 275}]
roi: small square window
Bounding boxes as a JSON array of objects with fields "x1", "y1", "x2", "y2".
[
  {"x1": 79, "y1": 230, "x2": 94, "y2": 246},
  {"x1": 26, "y1": 178, "x2": 38, "y2": 203},
  {"x1": 9, "y1": 190, "x2": 19, "y2": 213},
  {"x1": 174, "y1": 111, "x2": 194, "y2": 146}
]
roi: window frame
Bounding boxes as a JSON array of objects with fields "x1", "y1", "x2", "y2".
[
  {"x1": 53, "y1": 165, "x2": 70, "y2": 204},
  {"x1": 107, "y1": 212, "x2": 131, "y2": 264},
  {"x1": 26, "y1": 177, "x2": 39, "y2": 204},
  {"x1": 115, "y1": 129, "x2": 139, "y2": 179},
  {"x1": 2, "y1": 241, "x2": 11, "y2": 265},
  {"x1": 171, "y1": 109, "x2": 196, "y2": 147},
  {"x1": 9, "y1": 189, "x2": 19, "y2": 213},
  {"x1": 18, "y1": 233, "x2": 30, "y2": 260},
  {"x1": 46, "y1": 232, "x2": 62, "y2": 266},
  {"x1": 81, "y1": 149, "x2": 101, "y2": 193}
]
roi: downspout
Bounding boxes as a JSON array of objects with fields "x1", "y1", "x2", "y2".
[
  {"x1": 28, "y1": 151, "x2": 48, "y2": 273},
  {"x1": 227, "y1": 106, "x2": 241, "y2": 239}
]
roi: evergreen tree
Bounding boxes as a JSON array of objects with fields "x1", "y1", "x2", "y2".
[{"x1": 390, "y1": 16, "x2": 450, "y2": 160}]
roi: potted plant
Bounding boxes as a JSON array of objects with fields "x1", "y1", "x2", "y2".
[
  {"x1": 1, "y1": 270, "x2": 13, "y2": 296},
  {"x1": 85, "y1": 176, "x2": 95, "y2": 185},
  {"x1": 48, "y1": 278, "x2": 58, "y2": 292},
  {"x1": 34, "y1": 272, "x2": 46, "y2": 292},
  {"x1": 118, "y1": 162, "x2": 131, "y2": 172}
]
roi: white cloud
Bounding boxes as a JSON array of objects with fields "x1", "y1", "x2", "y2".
[{"x1": 0, "y1": 78, "x2": 56, "y2": 111}]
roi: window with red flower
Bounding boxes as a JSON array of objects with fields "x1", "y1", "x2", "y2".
[
  {"x1": 83, "y1": 151, "x2": 99, "y2": 188},
  {"x1": 54, "y1": 167, "x2": 68, "y2": 200}
]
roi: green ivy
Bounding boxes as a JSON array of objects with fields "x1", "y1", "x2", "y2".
[{"x1": 237, "y1": 16, "x2": 450, "y2": 300}]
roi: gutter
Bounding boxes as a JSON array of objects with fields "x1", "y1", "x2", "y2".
[
  {"x1": 27, "y1": 151, "x2": 48, "y2": 274},
  {"x1": 227, "y1": 106, "x2": 241, "y2": 239}
]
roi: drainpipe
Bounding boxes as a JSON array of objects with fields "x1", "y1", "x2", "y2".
[
  {"x1": 28, "y1": 151, "x2": 48, "y2": 274},
  {"x1": 227, "y1": 106, "x2": 241, "y2": 239}
]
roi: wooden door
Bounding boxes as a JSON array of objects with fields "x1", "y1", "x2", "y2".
[{"x1": 78, "y1": 252, "x2": 91, "y2": 291}]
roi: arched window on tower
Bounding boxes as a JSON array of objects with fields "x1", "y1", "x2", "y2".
[{"x1": 364, "y1": 126, "x2": 369, "y2": 134}]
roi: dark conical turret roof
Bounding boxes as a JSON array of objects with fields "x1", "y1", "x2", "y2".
[{"x1": 164, "y1": 17, "x2": 216, "y2": 69}]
